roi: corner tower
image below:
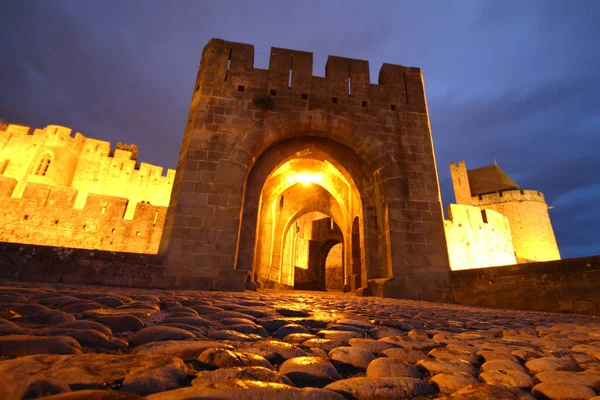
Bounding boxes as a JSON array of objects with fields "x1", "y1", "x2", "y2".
[
  {"x1": 450, "y1": 161, "x2": 560, "y2": 263},
  {"x1": 161, "y1": 38, "x2": 451, "y2": 297}
]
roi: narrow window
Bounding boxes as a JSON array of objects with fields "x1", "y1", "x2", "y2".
[
  {"x1": 101, "y1": 201, "x2": 108, "y2": 215},
  {"x1": 225, "y1": 48, "x2": 232, "y2": 81},
  {"x1": 391, "y1": 104, "x2": 396, "y2": 111},
  {"x1": 54, "y1": 220, "x2": 59, "y2": 225},
  {"x1": 83, "y1": 224, "x2": 87, "y2": 230},
  {"x1": 23, "y1": 215, "x2": 29, "y2": 220},
  {"x1": 153, "y1": 211, "x2": 159, "y2": 226},
  {"x1": 362, "y1": 101, "x2": 368, "y2": 107},
  {"x1": 111, "y1": 228, "x2": 116, "y2": 233},
  {"x1": 332, "y1": 97, "x2": 338, "y2": 104},
  {"x1": 348, "y1": 77, "x2": 352, "y2": 96},
  {"x1": 34, "y1": 153, "x2": 52, "y2": 176},
  {"x1": 403, "y1": 74, "x2": 409, "y2": 104},
  {"x1": 288, "y1": 54, "x2": 294, "y2": 88},
  {"x1": 301, "y1": 93, "x2": 308, "y2": 100},
  {"x1": 238, "y1": 85, "x2": 245, "y2": 92},
  {"x1": 481, "y1": 210, "x2": 488, "y2": 224},
  {"x1": 270, "y1": 89, "x2": 277, "y2": 96},
  {"x1": 279, "y1": 195, "x2": 284, "y2": 208},
  {"x1": 136, "y1": 231, "x2": 141, "y2": 236}
]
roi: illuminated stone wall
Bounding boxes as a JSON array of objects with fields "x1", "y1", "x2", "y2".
[
  {"x1": 0, "y1": 124, "x2": 174, "y2": 253},
  {"x1": 444, "y1": 204, "x2": 516, "y2": 270},
  {"x1": 449, "y1": 161, "x2": 560, "y2": 263},
  {"x1": 325, "y1": 243, "x2": 344, "y2": 290},
  {"x1": 471, "y1": 191, "x2": 560, "y2": 262}
]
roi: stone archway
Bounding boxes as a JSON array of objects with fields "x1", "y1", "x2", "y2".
[
  {"x1": 242, "y1": 137, "x2": 371, "y2": 291},
  {"x1": 161, "y1": 38, "x2": 451, "y2": 298}
]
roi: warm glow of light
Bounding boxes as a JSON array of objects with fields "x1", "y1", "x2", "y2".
[{"x1": 286, "y1": 172, "x2": 324, "y2": 186}]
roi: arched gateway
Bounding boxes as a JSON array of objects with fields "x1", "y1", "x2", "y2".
[{"x1": 160, "y1": 39, "x2": 452, "y2": 299}]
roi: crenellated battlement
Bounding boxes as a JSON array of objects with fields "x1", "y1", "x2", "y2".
[
  {"x1": 190, "y1": 38, "x2": 427, "y2": 114},
  {"x1": 472, "y1": 189, "x2": 546, "y2": 206},
  {"x1": 0, "y1": 123, "x2": 175, "y2": 217},
  {"x1": 0, "y1": 180, "x2": 167, "y2": 253},
  {"x1": 1, "y1": 124, "x2": 84, "y2": 142}
]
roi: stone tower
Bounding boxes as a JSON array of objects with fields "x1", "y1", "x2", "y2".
[
  {"x1": 160, "y1": 38, "x2": 451, "y2": 298},
  {"x1": 450, "y1": 161, "x2": 560, "y2": 263}
]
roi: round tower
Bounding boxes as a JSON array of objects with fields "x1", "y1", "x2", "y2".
[{"x1": 473, "y1": 189, "x2": 560, "y2": 262}]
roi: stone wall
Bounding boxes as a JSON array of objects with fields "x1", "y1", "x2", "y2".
[
  {"x1": 444, "y1": 204, "x2": 516, "y2": 270},
  {"x1": 0, "y1": 125, "x2": 175, "y2": 217},
  {"x1": 450, "y1": 256, "x2": 600, "y2": 315},
  {"x1": 0, "y1": 239, "x2": 596, "y2": 315},
  {"x1": 0, "y1": 241, "x2": 247, "y2": 291},
  {"x1": 0, "y1": 124, "x2": 175, "y2": 252},
  {"x1": 0, "y1": 178, "x2": 167, "y2": 253},
  {"x1": 472, "y1": 190, "x2": 560, "y2": 263}
]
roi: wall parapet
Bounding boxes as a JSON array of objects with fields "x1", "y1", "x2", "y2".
[
  {"x1": 450, "y1": 256, "x2": 600, "y2": 315},
  {"x1": 472, "y1": 189, "x2": 546, "y2": 206},
  {"x1": 0, "y1": 181, "x2": 167, "y2": 253},
  {"x1": 0, "y1": 242, "x2": 248, "y2": 291},
  {"x1": 190, "y1": 38, "x2": 427, "y2": 116}
]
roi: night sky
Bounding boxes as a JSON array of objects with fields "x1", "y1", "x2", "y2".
[{"x1": 1, "y1": 1, "x2": 599, "y2": 259}]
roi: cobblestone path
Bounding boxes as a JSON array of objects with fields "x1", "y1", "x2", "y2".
[{"x1": 0, "y1": 281, "x2": 599, "y2": 399}]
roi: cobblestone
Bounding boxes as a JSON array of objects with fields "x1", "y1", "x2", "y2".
[{"x1": 0, "y1": 282, "x2": 599, "y2": 399}]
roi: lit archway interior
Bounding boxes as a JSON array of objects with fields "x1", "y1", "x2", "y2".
[{"x1": 253, "y1": 155, "x2": 363, "y2": 290}]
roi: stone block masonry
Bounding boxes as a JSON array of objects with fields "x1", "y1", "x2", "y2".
[
  {"x1": 0, "y1": 124, "x2": 175, "y2": 253},
  {"x1": 160, "y1": 38, "x2": 451, "y2": 296},
  {"x1": 0, "y1": 178, "x2": 166, "y2": 253},
  {"x1": 450, "y1": 255, "x2": 600, "y2": 315}
]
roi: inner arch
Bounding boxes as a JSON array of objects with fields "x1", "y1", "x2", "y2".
[{"x1": 236, "y1": 135, "x2": 388, "y2": 292}]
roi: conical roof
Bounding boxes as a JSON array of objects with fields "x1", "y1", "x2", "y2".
[{"x1": 467, "y1": 165, "x2": 520, "y2": 196}]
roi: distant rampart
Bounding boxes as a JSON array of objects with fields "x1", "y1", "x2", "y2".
[{"x1": 0, "y1": 124, "x2": 175, "y2": 253}]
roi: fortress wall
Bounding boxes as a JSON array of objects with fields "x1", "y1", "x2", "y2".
[
  {"x1": 71, "y1": 140, "x2": 175, "y2": 218},
  {"x1": 0, "y1": 242, "x2": 218, "y2": 290},
  {"x1": 444, "y1": 204, "x2": 516, "y2": 270},
  {"x1": 472, "y1": 190, "x2": 560, "y2": 262},
  {"x1": 450, "y1": 256, "x2": 600, "y2": 316},
  {"x1": 0, "y1": 182, "x2": 167, "y2": 253},
  {"x1": 0, "y1": 124, "x2": 175, "y2": 218},
  {"x1": 0, "y1": 125, "x2": 87, "y2": 196},
  {"x1": 0, "y1": 124, "x2": 175, "y2": 252}
]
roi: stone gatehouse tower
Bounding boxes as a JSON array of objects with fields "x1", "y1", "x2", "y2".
[{"x1": 160, "y1": 38, "x2": 451, "y2": 298}]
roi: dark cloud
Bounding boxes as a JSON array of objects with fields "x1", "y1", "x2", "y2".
[{"x1": 1, "y1": 0, "x2": 598, "y2": 258}]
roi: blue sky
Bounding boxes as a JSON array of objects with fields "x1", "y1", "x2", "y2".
[{"x1": 1, "y1": 0, "x2": 599, "y2": 258}]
